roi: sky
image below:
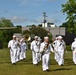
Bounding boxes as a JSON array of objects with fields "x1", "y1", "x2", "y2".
[{"x1": 0, "y1": 0, "x2": 67, "y2": 26}]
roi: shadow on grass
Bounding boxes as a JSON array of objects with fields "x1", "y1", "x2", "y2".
[
  {"x1": 0, "y1": 61, "x2": 11, "y2": 64},
  {"x1": 17, "y1": 58, "x2": 33, "y2": 65},
  {"x1": 51, "y1": 68, "x2": 72, "y2": 72},
  {"x1": 64, "y1": 59, "x2": 74, "y2": 66}
]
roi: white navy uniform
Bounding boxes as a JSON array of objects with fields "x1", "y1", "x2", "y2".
[
  {"x1": 56, "y1": 40, "x2": 66, "y2": 65},
  {"x1": 53, "y1": 40, "x2": 58, "y2": 62},
  {"x1": 8, "y1": 40, "x2": 18, "y2": 64},
  {"x1": 20, "y1": 41, "x2": 28, "y2": 60},
  {"x1": 71, "y1": 38, "x2": 76, "y2": 64},
  {"x1": 31, "y1": 40, "x2": 40, "y2": 65},
  {"x1": 40, "y1": 42, "x2": 53, "y2": 71},
  {"x1": 16, "y1": 40, "x2": 21, "y2": 61}
]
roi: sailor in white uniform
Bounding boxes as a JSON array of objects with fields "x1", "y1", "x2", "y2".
[
  {"x1": 71, "y1": 38, "x2": 76, "y2": 64},
  {"x1": 56, "y1": 36, "x2": 66, "y2": 66},
  {"x1": 8, "y1": 35, "x2": 18, "y2": 64},
  {"x1": 37, "y1": 37, "x2": 42, "y2": 62},
  {"x1": 40, "y1": 36, "x2": 53, "y2": 71},
  {"x1": 20, "y1": 38, "x2": 28, "y2": 60},
  {"x1": 31, "y1": 36, "x2": 41, "y2": 65},
  {"x1": 52, "y1": 37, "x2": 58, "y2": 62},
  {"x1": 16, "y1": 37, "x2": 21, "y2": 61}
]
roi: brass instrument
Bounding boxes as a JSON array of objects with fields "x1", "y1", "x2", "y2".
[{"x1": 23, "y1": 34, "x2": 31, "y2": 41}]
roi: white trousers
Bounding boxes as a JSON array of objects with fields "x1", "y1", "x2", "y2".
[
  {"x1": 32, "y1": 51, "x2": 40, "y2": 65},
  {"x1": 73, "y1": 50, "x2": 76, "y2": 64},
  {"x1": 20, "y1": 51, "x2": 26, "y2": 60},
  {"x1": 54, "y1": 51, "x2": 59, "y2": 62},
  {"x1": 16, "y1": 47, "x2": 20, "y2": 61},
  {"x1": 42, "y1": 53, "x2": 50, "y2": 71},
  {"x1": 10, "y1": 49, "x2": 17, "y2": 64},
  {"x1": 37, "y1": 53, "x2": 41, "y2": 62},
  {"x1": 57, "y1": 51, "x2": 64, "y2": 65}
]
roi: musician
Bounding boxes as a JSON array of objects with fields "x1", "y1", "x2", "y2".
[
  {"x1": 8, "y1": 35, "x2": 18, "y2": 64},
  {"x1": 56, "y1": 36, "x2": 66, "y2": 66},
  {"x1": 20, "y1": 38, "x2": 28, "y2": 60},
  {"x1": 31, "y1": 36, "x2": 41, "y2": 65},
  {"x1": 52, "y1": 37, "x2": 58, "y2": 62},
  {"x1": 40, "y1": 36, "x2": 53, "y2": 71}
]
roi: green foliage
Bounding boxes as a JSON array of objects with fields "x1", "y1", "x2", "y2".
[
  {"x1": 0, "y1": 18, "x2": 14, "y2": 43},
  {"x1": 38, "y1": 24, "x2": 42, "y2": 27},
  {"x1": 61, "y1": 0, "x2": 76, "y2": 33},
  {"x1": 29, "y1": 26, "x2": 48, "y2": 39},
  {"x1": 26, "y1": 24, "x2": 36, "y2": 27},
  {"x1": 62, "y1": 0, "x2": 76, "y2": 17},
  {"x1": 0, "y1": 30, "x2": 14, "y2": 43},
  {"x1": 66, "y1": 45, "x2": 71, "y2": 51},
  {"x1": 0, "y1": 18, "x2": 22, "y2": 44},
  {"x1": 0, "y1": 18, "x2": 14, "y2": 27},
  {"x1": 14, "y1": 25, "x2": 22, "y2": 33},
  {"x1": 22, "y1": 30, "x2": 31, "y2": 35},
  {"x1": 48, "y1": 33, "x2": 52, "y2": 43},
  {"x1": 3, "y1": 43, "x2": 8, "y2": 48}
]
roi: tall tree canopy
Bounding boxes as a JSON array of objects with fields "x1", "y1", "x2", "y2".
[
  {"x1": 0, "y1": 18, "x2": 22, "y2": 42},
  {"x1": 0, "y1": 18, "x2": 14, "y2": 27},
  {"x1": 0, "y1": 18, "x2": 14, "y2": 43},
  {"x1": 29, "y1": 26, "x2": 48, "y2": 39},
  {"x1": 61, "y1": 0, "x2": 76, "y2": 33}
]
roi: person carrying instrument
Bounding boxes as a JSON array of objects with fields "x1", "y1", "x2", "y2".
[{"x1": 40, "y1": 36, "x2": 53, "y2": 71}]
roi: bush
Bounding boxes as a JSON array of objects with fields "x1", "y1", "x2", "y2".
[
  {"x1": 0, "y1": 41, "x2": 3, "y2": 49},
  {"x1": 3, "y1": 43, "x2": 8, "y2": 48},
  {"x1": 66, "y1": 45, "x2": 71, "y2": 51}
]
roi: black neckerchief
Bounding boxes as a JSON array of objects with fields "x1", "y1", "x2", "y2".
[
  {"x1": 59, "y1": 41, "x2": 63, "y2": 46},
  {"x1": 35, "y1": 41, "x2": 39, "y2": 46}
]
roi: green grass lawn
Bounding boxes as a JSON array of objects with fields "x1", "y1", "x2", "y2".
[{"x1": 0, "y1": 48, "x2": 76, "y2": 75}]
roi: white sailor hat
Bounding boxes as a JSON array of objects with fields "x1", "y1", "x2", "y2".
[
  {"x1": 13, "y1": 35, "x2": 16, "y2": 37},
  {"x1": 44, "y1": 36, "x2": 49, "y2": 39},
  {"x1": 58, "y1": 36, "x2": 63, "y2": 39},
  {"x1": 34, "y1": 36, "x2": 38, "y2": 39}
]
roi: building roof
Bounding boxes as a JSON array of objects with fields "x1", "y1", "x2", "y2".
[
  {"x1": 0, "y1": 27, "x2": 17, "y2": 30},
  {"x1": 14, "y1": 33, "x2": 22, "y2": 38}
]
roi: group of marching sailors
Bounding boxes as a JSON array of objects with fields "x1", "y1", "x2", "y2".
[
  {"x1": 8, "y1": 35, "x2": 28, "y2": 64},
  {"x1": 31, "y1": 35, "x2": 66, "y2": 71},
  {"x1": 8, "y1": 34, "x2": 76, "y2": 72}
]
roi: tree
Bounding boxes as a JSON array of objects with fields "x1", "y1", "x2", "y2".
[
  {"x1": 0, "y1": 18, "x2": 14, "y2": 27},
  {"x1": 0, "y1": 18, "x2": 14, "y2": 43},
  {"x1": 14, "y1": 25, "x2": 22, "y2": 33},
  {"x1": 61, "y1": 0, "x2": 76, "y2": 33},
  {"x1": 60, "y1": 21, "x2": 73, "y2": 33},
  {"x1": 22, "y1": 30, "x2": 31, "y2": 35},
  {"x1": 38, "y1": 24, "x2": 42, "y2": 27},
  {"x1": 26, "y1": 24, "x2": 36, "y2": 27},
  {"x1": 29, "y1": 26, "x2": 48, "y2": 40},
  {"x1": 48, "y1": 33, "x2": 52, "y2": 43}
]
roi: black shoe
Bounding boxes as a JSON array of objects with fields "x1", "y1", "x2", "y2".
[
  {"x1": 12, "y1": 63, "x2": 16, "y2": 65},
  {"x1": 61, "y1": 64, "x2": 64, "y2": 66},
  {"x1": 43, "y1": 69, "x2": 50, "y2": 72},
  {"x1": 33, "y1": 64, "x2": 38, "y2": 66}
]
